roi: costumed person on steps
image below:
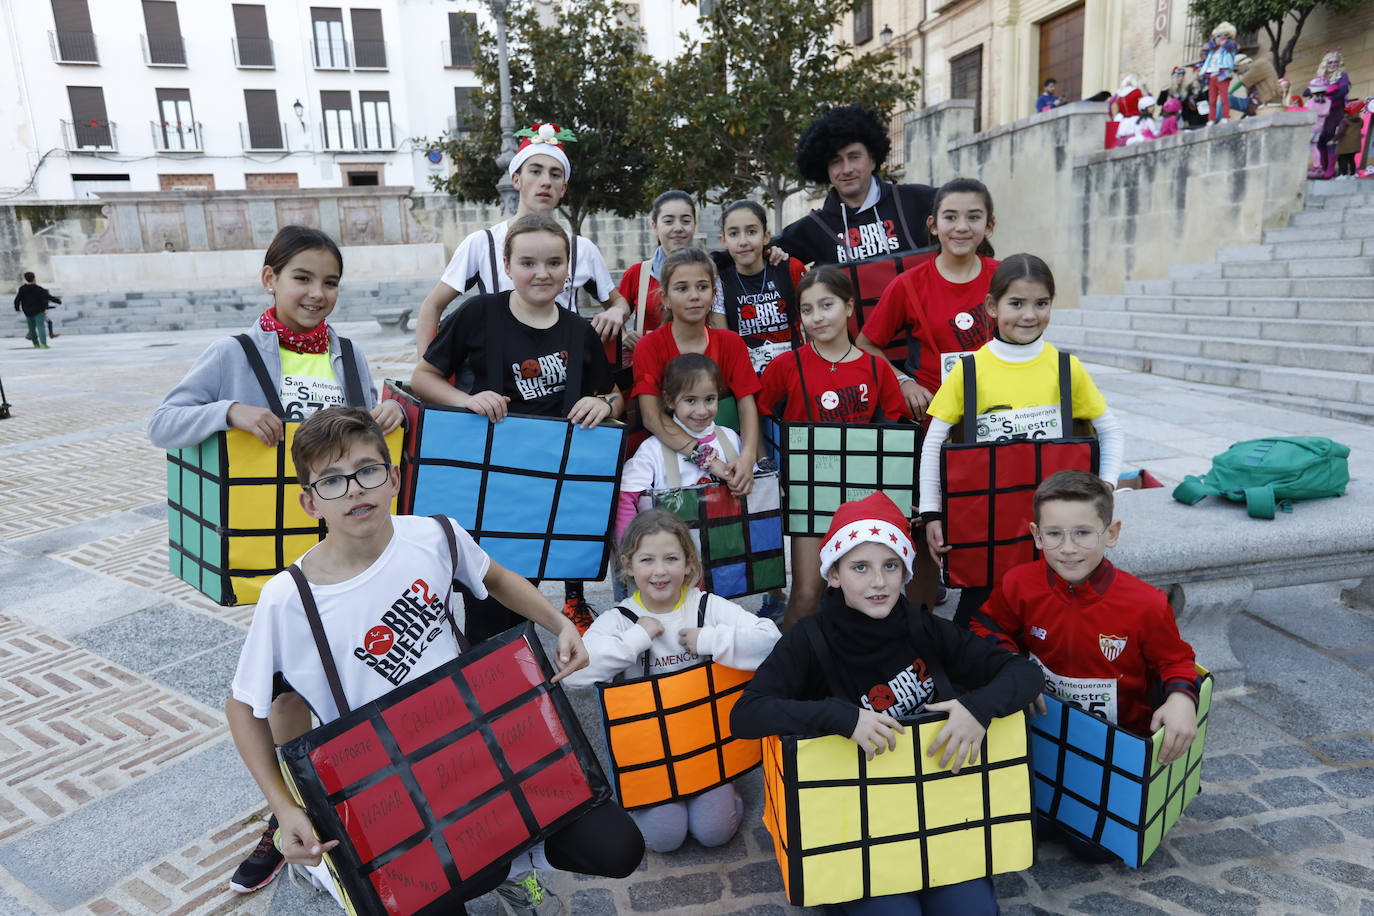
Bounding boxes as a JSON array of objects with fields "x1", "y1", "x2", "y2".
[
  {"x1": 772, "y1": 105, "x2": 935, "y2": 266},
  {"x1": 410, "y1": 213, "x2": 623, "y2": 636},
  {"x1": 1311, "y1": 50, "x2": 1352, "y2": 180},
  {"x1": 1197, "y1": 22, "x2": 1238, "y2": 125},
  {"x1": 1157, "y1": 65, "x2": 1207, "y2": 131},
  {"x1": 759, "y1": 266, "x2": 910, "y2": 631},
  {"x1": 632, "y1": 247, "x2": 762, "y2": 501},
  {"x1": 564, "y1": 509, "x2": 780, "y2": 852},
  {"x1": 971, "y1": 470, "x2": 1199, "y2": 862},
  {"x1": 731, "y1": 491, "x2": 1043, "y2": 916},
  {"x1": 147, "y1": 225, "x2": 404, "y2": 896},
  {"x1": 918, "y1": 254, "x2": 1123, "y2": 630},
  {"x1": 1108, "y1": 74, "x2": 1148, "y2": 146},
  {"x1": 1305, "y1": 77, "x2": 1334, "y2": 178},
  {"x1": 226, "y1": 406, "x2": 644, "y2": 913}
]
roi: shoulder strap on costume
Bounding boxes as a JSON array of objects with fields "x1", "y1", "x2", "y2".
[
  {"x1": 484, "y1": 229, "x2": 499, "y2": 294},
  {"x1": 561, "y1": 312, "x2": 585, "y2": 416},
  {"x1": 697, "y1": 591, "x2": 709, "y2": 628},
  {"x1": 483, "y1": 295, "x2": 504, "y2": 397},
  {"x1": 889, "y1": 182, "x2": 914, "y2": 247},
  {"x1": 1058, "y1": 349, "x2": 1074, "y2": 429},
  {"x1": 430, "y1": 515, "x2": 472, "y2": 653},
  {"x1": 614, "y1": 606, "x2": 654, "y2": 677},
  {"x1": 659, "y1": 441, "x2": 682, "y2": 488},
  {"x1": 336, "y1": 336, "x2": 366, "y2": 407},
  {"x1": 714, "y1": 427, "x2": 738, "y2": 463},
  {"x1": 794, "y1": 349, "x2": 815, "y2": 422},
  {"x1": 287, "y1": 564, "x2": 351, "y2": 716},
  {"x1": 801, "y1": 621, "x2": 849, "y2": 701},
  {"x1": 960, "y1": 353, "x2": 978, "y2": 443},
  {"x1": 806, "y1": 209, "x2": 832, "y2": 238},
  {"x1": 234, "y1": 334, "x2": 286, "y2": 418},
  {"x1": 636, "y1": 259, "x2": 653, "y2": 331}
]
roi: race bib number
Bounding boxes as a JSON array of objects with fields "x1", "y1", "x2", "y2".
[
  {"x1": 747, "y1": 340, "x2": 791, "y2": 374},
  {"x1": 940, "y1": 350, "x2": 977, "y2": 381},
  {"x1": 1032, "y1": 654, "x2": 1119, "y2": 724},
  {"x1": 281, "y1": 373, "x2": 347, "y2": 420},
  {"x1": 974, "y1": 404, "x2": 1062, "y2": 442}
]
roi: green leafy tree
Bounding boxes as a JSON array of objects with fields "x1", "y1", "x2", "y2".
[
  {"x1": 421, "y1": 0, "x2": 660, "y2": 233},
  {"x1": 653, "y1": 0, "x2": 920, "y2": 227},
  {"x1": 1187, "y1": 0, "x2": 1364, "y2": 77}
]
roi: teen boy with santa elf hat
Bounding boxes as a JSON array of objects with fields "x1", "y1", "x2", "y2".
[
  {"x1": 733, "y1": 491, "x2": 1041, "y2": 914},
  {"x1": 413, "y1": 122, "x2": 632, "y2": 634}
]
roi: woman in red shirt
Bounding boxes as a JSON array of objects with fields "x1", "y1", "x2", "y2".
[{"x1": 759, "y1": 265, "x2": 909, "y2": 628}]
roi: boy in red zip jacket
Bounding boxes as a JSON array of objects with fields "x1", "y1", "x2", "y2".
[{"x1": 970, "y1": 470, "x2": 1199, "y2": 764}]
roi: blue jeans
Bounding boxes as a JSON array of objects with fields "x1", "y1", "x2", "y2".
[
  {"x1": 826, "y1": 876, "x2": 999, "y2": 915},
  {"x1": 629, "y1": 783, "x2": 743, "y2": 853}
]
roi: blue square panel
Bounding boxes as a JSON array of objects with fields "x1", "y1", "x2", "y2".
[
  {"x1": 1056, "y1": 795, "x2": 1098, "y2": 839},
  {"x1": 1062, "y1": 752, "x2": 1105, "y2": 805},
  {"x1": 1111, "y1": 731, "x2": 1147, "y2": 774},
  {"x1": 490, "y1": 419, "x2": 565, "y2": 474},
  {"x1": 412, "y1": 465, "x2": 480, "y2": 523},
  {"x1": 421, "y1": 410, "x2": 490, "y2": 465},
  {"x1": 712, "y1": 563, "x2": 747, "y2": 597},
  {"x1": 1031, "y1": 735, "x2": 1061, "y2": 781},
  {"x1": 480, "y1": 536, "x2": 546, "y2": 577},
  {"x1": 1098, "y1": 819, "x2": 1137, "y2": 866},
  {"x1": 1033, "y1": 777, "x2": 1056, "y2": 813},
  {"x1": 749, "y1": 518, "x2": 783, "y2": 551},
  {"x1": 1106, "y1": 771, "x2": 1143, "y2": 822},
  {"x1": 545, "y1": 539, "x2": 605, "y2": 577},
  {"x1": 563, "y1": 425, "x2": 623, "y2": 476},
  {"x1": 551, "y1": 482, "x2": 616, "y2": 536},
  {"x1": 482, "y1": 473, "x2": 556, "y2": 533},
  {"x1": 1066, "y1": 708, "x2": 1108, "y2": 760}
]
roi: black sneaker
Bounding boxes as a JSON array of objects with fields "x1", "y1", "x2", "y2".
[{"x1": 229, "y1": 815, "x2": 285, "y2": 893}]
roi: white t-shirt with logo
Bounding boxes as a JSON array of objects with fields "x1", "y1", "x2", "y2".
[{"x1": 231, "y1": 515, "x2": 491, "y2": 724}]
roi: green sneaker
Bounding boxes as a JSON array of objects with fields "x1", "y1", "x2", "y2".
[{"x1": 495, "y1": 868, "x2": 563, "y2": 916}]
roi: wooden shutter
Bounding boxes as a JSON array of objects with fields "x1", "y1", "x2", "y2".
[
  {"x1": 950, "y1": 45, "x2": 984, "y2": 132},
  {"x1": 853, "y1": 0, "x2": 873, "y2": 46},
  {"x1": 1037, "y1": 5, "x2": 1084, "y2": 108},
  {"x1": 232, "y1": 4, "x2": 273, "y2": 67},
  {"x1": 67, "y1": 85, "x2": 111, "y2": 147},
  {"x1": 142, "y1": 0, "x2": 185, "y2": 64},
  {"x1": 447, "y1": 12, "x2": 475, "y2": 67},
  {"x1": 244, "y1": 89, "x2": 283, "y2": 149},
  {"x1": 350, "y1": 8, "x2": 385, "y2": 68}
]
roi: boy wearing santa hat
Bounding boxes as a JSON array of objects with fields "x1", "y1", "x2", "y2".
[{"x1": 732, "y1": 492, "x2": 1041, "y2": 914}]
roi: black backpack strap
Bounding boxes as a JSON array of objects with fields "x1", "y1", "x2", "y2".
[
  {"x1": 960, "y1": 354, "x2": 977, "y2": 443},
  {"x1": 430, "y1": 515, "x2": 472, "y2": 653},
  {"x1": 336, "y1": 336, "x2": 366, "y2": 407},
  {"x1": 614, "y1": 606, "x2": 652, "y2": 677},
  {"x1": 234, "y1": 334, "x2": 286, "y2": 417},
  {"x1": 287, "y1": 565, "x2": 351, "y2": 716},
  {"x1": 484, "y1": 229, "x2": 500, "y2": 294},
  {"x1": 724, "y1": 270, "x2": 740, "y2": 334},
  {"x1": 568, "y1": 233, "x2": 579, "y2": 310},
  {"x1": 795, "y1": 349, "x2": 814, "y2": 422},
  {"x1": 697, "y1": 591, "x2": 709, "y2": 628},
  {"x1": 1058, "y1": 349, "x2": 1074, "y2": 429},
  {"x1": 889, "y1": 182, "x2": 914, "y2": 247},
  {"x1": 561, "y1": 314, "x2": 586, "y2": 416},
  {"x1": 802, "y1": 621, "x2": 849, "y2": 701},
  {"x1": 484, "y1": 294, "x2": 504, "y2": 398}
]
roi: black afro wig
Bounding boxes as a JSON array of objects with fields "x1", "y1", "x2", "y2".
[{"x1": 794, "y1": 105, "x2": 892, "y2": 185}]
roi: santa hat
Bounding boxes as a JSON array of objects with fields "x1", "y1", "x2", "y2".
[
  {"x1": 818, "y1": 492, "x2": 916, "y2": 584},
  {"x1": 508, "y1": 123, "x2": 576, "y2": 179}
]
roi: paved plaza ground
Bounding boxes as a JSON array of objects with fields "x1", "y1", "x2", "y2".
[{"x1": 1, "y1": 322, "x2": 1372, "y2": 915}]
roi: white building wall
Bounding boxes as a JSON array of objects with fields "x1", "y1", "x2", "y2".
[{"x1": 0, "y1": 0, "x2": 486, "y2": 200}]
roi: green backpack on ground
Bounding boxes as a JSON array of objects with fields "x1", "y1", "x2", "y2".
[{"x1": 1172, "y1": 437, "x2": 1350, "y2": 519}]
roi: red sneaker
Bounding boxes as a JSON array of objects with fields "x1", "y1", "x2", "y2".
[{"x1": 562, "y1": 596, "x2": 595, "y2": 635}]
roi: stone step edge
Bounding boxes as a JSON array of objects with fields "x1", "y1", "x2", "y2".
[
  {"x1": 1070, "y1": 342, "x2": 1374, "y2": 383},
  {"x1": 1066, "y1": 326, "x2": 1374, "y2": 357}
]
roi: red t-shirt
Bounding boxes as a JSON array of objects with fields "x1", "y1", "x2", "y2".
[
  {"x1": 631, "y1": 326, "x2": 762, "y2": 401},
  {"x1": 607, "y1": 262, "x2": 668, "y2": 369},
  {"x1": 758, "y1": 345, "x2": 910, "y2": 424},
  {"x1": 861, "y1": 255, "x2": 999, "y2": 394}
]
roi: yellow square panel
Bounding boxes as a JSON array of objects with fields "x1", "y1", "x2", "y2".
[
  {"x1": 866, "y1": 738, "x2": 917, "y2": 779},
  {"x1": 990, "y1": 821, "x2": 1035, "y2": 873},
  {"x1": 281, "y1": 491, "x2": 316, "y2": 528},
  {"x1": 225, "y1": 429, "x2": 282, "y2": 478},
  {"x1": 795, "y1": 736, "x2": 859, "y2": 783},
  {"x1": 282, "y1": 533, "x2": 323, "y2": 566},
  {"x1": 867, "y1": 838, "x2": 924, "y2": 898},
  {"x1": 866, "y1": 782, "x2": 919, "y2": 838},
  {"x1": 228, "y1": 484, "x2": 282, "y2": 529},
  {"x1": 798, "y1": 786, "x2": 861, "y2": 849},
  {"x1": 926, "y1": 827, "x2": 988, "y2": 887},
  {"x1": 921, "y1": 773, "x2": 983, "y2": 830},
  {"x1": 986, "y1": 765, "x2": 1031, "y2": 818},
  {"x1": 227, "y1": 534, "x2": 282, "y2": 573},
  {"x1": 800, "y1": 848, "x2": 864, "y2": 906},
  {"x1": 917, "y1": 721, "x2": 949, "y2": 772},
  {"x1": 985, "y1": 712, "x2": 1027, "y2": 763},
  {"x1": 231, "y1": 573, "x2": 274, "y2": 606}
]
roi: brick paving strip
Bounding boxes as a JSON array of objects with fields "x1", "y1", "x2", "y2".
[{"x1": 0, "y1": 325, "x2": 1372, "y2": 915}]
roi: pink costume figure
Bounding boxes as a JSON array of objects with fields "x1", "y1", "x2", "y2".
[
  {"x1": 1312, "y1": 50, "x2": 1352, "y2": 179},
  {"x1": 1198, "y1": 22, "x2": 1239, "y2": 124},
  {"x1": 1155, "y1": 98, "x2": 1181, "y2": 138},
  {"x1": 1306, "y1": 78, "x2": 1332, "y2": 177}
]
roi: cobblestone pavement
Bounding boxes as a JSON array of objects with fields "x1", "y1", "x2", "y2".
[{"x1": 1, "y1": 324, "x2": 1372, "y2": 915}]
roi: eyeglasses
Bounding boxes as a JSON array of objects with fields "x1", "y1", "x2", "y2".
[
  {"x1": 306, "y1": 463, "x2": 390, "y2": 500},
  {"x1": 1035, "y1": 526, "x2": 1105, "y2": 550}
]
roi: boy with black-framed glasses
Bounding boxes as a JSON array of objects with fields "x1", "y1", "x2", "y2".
[{"x1": 970, "y1": 470, "x2": 1198, "y2": 765}]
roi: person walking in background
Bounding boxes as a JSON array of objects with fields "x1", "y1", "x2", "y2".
[{"x1": 14, "y1": 271, "x2": 61, "y2": 349}]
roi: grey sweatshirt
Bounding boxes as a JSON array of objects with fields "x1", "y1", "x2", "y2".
[{"x1": 147, "y1": 323, "x2": 379, "y2": 449}]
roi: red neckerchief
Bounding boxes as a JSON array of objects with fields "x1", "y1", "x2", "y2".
[{"x1": 259, "y1": 307, "x2": 329, "y2": 354}]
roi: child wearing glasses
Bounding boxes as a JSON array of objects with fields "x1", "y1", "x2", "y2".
[
  {"x1": 970, "y1": 470, "x2": 1198, "y2": 760},
  {"x1": 226, "y1": 407, "x2": 644, "y2": 910}
]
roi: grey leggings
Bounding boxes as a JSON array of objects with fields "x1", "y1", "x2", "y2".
[{"x1": 629, "y1": 782, "x2": 743, "y2": 853}]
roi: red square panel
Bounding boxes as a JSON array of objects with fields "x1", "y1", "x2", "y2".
[
  {"x1": 703, "y1": 485, "x2": 742, "y2": 520},
  {"x1": 519, "y1": 752, "x2": 592, "y2": 828},
  {"x1": 947, "y1": 494, "x2": 990, "y2": 543},
  {"x1": 994, "y1": 539, "x2": 1036, "y2": 582},
  {"x1": 410, "y1": 730, "x2": 502, "y2": 819},
  {"x1": 1042, "y1": 440, "x2": 1096, "y2": 476},
  {"x1": 335, "y1": 774, "x2": 425, "y2": 863},
  {"x1": 994, "y1": 490, "x2": 1035, "y2": 541},
  {"x1": 493, "y1": 693, "x2": 566, "y2": 775},
  {"x1": 310, "y1": 721, "x2": 391, "y2": 794},
  {"x1": 993, "y1": 441, "x2": 1039, "y2": 489},
  {"x1": 946, "y1": 447, "x2": 992, "y2": 495},
  {"x1": 464, "y1": 639, "x2": 543, "y2": 713},
  {"x1": 442, "y1": 793, "x2": 528, "y2": 879},
  {"x1": 946, "y1": 545, "x2": 989, "y2": 588},
  {"x1": 853, "y1": 258, "x2": 898, "y2": 300},
  {"x1": 367, "y1": 839, "x2": 450, "y2": 916},
  {"x1": 382, "y1": 677, "x2": 471, "y2": 755}
]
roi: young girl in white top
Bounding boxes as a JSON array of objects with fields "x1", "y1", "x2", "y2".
[{"x1": 564, "y1": 509, "x2": 781, "y2": 852}]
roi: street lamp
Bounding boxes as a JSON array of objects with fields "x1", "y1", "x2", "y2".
[
  {"x1": 489, "y1": 0, "x2": 519, "y2": 216},
  {"x1": 879, "y1": 24, "x2": 893, "y2": 47},
  {"x1": 292, "y1": 99, "x2": 305, "y2": 131}
]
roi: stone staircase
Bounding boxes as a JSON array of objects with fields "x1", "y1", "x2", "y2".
[
  {"x1": 1055, "y1": 180, "x2": 1374, "y2": 421},
  {"x1": 6, "y1": 277, "x2": 437, "y2": 337}
]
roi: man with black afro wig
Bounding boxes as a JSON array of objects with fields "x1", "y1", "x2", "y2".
[{"x1": 773, "y1": 105, "x2": 935, "y2": 266}]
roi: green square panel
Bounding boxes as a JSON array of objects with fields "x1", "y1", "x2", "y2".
[
  {"x1": 179, "y1": 521, "x2": 203, "y2": 560},
  {"x1": 847, "y1": 455, "x2": 877, "y2": 485},
  {"x1": 182, "y1": 560, "x2": 201, "y2": 593},
  {"x1": 755, "y1": 556, "x2": 785, "y2": 586},
  {"x1": 847, "y1": 427, "x2": 879, "y2": 452},
  {"x1": 813, "y1": 455, "x2": 842, "y2": 483},
  {"x1": 200, "y1": 434, "x2": 219, "y2": 468},
  {"x1": 184, "y1": 475, "x2": 201, "y2": 516},
  {"x1": 202, "y1": 480, "x2": 221, "y2": 525},
  {"x1": 788, "y1": 426, "x2": 811, "y2": 450},
  {"x1": 883, "y1": 455, "x2": 916, "y2": 483},
  {"x1": 168, "y1": 547, "x2": 181, "y2": 579},
  {"x1": 814, "y1": 487, "x2": 842, "y2": 514},
  {"x1": 202, "y1": 526, "x2": 220, "y2": 563},
  {"x1": 657, "y1": 489, "x2": 700, "y2": 523},
  {"x1": 168, "y1": 507, "x2": 182, "y2": 546},
  {"x1": 789, "y1": 455, "x2": 812, "y2": 483},
  {"x1": 844, "y1": 486, "x2": 878, "y2": 503},
  {"x1": 706, "y1": 521, "x2": 746, "y2": 559},
  {"x1": 167, "y1": 464, "x2": 181, "y2": 503},
  {"x1": 813, "y1": 427, "x2": 841, "y2": 451},
  {"x1": 788, "y1": 489, "x2": 810, "y2": 512},
  {"x1": 790, "y1": 513, "x2": 809, "y2": 531}
]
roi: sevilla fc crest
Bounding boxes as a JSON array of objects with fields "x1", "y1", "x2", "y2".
[{"x1": 1099, "y1": 634, "x2": 1127, "y2": 662}]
